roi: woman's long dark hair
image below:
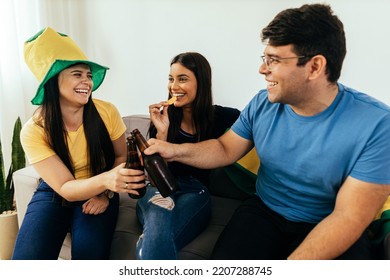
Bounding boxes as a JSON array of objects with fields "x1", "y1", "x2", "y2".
[
  {"x1": 149, "y1": 52, "x2": 214, "y2": 142},
  {"x1": 35, "y1": 72, "x2": 114, "y2": 177}
]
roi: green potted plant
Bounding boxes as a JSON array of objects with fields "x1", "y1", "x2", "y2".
[{"x1": 0, "y1": 117, "x2": 25, "y2": 259}]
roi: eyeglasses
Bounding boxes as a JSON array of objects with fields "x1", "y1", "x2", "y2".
[{"x1": 261, "y1": 55, "x2": 306, "y2": 70}]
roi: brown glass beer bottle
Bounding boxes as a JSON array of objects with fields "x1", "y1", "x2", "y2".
[
  {"x1": 131, "y1": 129, "x2": 176, "y2": 197},
  {"x1": 125, "y1": 135, "x2": 146, "y2": 199}
]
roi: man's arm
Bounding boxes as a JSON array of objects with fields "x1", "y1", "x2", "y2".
[
  {"x1": 288, "y1": 176, "x2": 390, "y2": 259},
  {"x1": 145, "y1": 129, "x2": 254, "y2": 169}
]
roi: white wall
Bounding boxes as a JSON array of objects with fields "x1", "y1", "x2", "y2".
[{"x1": 20, "y1": 0, "x2": 390, "y2": 117}]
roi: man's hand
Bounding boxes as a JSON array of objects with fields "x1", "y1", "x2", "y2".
[{"x1": 145, "y1": 138, "x2": 177, "y2": 161}]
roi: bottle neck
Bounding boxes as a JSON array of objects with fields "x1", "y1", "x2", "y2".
[
  {"x1": 126, "y1": 138, "x2": 142, "y2": 169},
  {"x1": 127, "y1": 141, "x2": 137, "y2": 154},
  {"x1": 132, "y1": 130, "x2": 149, "y2": 153}
]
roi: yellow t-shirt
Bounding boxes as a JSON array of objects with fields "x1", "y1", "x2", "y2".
[{"x1": 21, "y1": 99, "x2": 126, "y2": 179}]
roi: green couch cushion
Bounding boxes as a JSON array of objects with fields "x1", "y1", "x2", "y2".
[
  {"x1": 224, "y1": 147, "x2": 259, "y2": 195},
  {"x1": 208, "y1": 148, "x2": 259, "y2": 200}
]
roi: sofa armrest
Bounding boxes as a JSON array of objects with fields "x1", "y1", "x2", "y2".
[{"x1": 13, "y1": 166, "x2": 40, "y2": 227}]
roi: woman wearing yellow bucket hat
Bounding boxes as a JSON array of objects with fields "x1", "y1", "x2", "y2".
[{"x1": 12, "y1": 27, "x2": 145, "y2": 259}]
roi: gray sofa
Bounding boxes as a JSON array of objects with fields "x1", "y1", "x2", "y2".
[{"x1": 13, "y1": 114, "x2": 250, "y2": 260}]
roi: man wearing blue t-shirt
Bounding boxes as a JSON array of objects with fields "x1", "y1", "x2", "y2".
[{"x1": 144, "y1": 4, "x2": 390, "y2": 259}]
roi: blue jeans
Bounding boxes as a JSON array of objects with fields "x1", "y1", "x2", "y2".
[
  {"x1": 135, "y1": 176, "x2": 211, "y2": 259},
  {"x1": 12, "y1": 180, "x2": 119, "y2": 260}
]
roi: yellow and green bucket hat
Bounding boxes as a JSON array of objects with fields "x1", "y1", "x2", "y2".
[{"x1": 24, "y1": 27, "x2": 109, "y2": 105}]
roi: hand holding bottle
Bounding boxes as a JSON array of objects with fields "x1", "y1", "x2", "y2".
[
  {"x1": 125, "y1": 135, "x2": 146, "y2": 199},
  {"x1": 131, "y1": 129, "x2": 176, "y2": 197},
  {"x1": 143, "y1": 137, "x2": 178, "y2": 162},
  {"x1": 98, "y1": 163, "x2": 145, "y2": 197}
]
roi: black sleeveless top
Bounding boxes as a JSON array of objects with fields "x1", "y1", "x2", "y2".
[{"x1": 157, "y1": 105, "x2": 240, "y2": 186}]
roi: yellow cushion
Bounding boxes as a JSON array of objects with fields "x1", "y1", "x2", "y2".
[
  {"x1": 375, "y1": 196, "x2": 390, "y2": 220},
  {"x1": 235, "y1": 147, "x2": 260, "y2": 176}
]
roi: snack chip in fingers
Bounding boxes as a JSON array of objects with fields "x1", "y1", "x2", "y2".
[{"x1": 167, "y1": 96, "x2": 177, "y2": 105}]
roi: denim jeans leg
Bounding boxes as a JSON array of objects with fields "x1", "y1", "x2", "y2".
[
  {"x1": 136, "y1": 185, "x2": 175, "y2": 259},
  {"x1": 70, "y1": 194, "x2": 119, "y2": 260},
  {"x1": 12, "y1": 181, "x2": 71, "y2": 260},
  {"x1": 135, "y1": 177, "x2": 211, "y2": 260},
  {"x1": 172, "y1": 177, "x2": 211, "y2": 250}
]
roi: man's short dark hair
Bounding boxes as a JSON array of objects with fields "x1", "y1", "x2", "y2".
[{"x1": 261, "y1": 4, "x2": 346, "y2": 83}]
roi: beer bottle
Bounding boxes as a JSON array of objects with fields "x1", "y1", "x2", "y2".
[
  {"x1": 125, "y1": 135, "x2": 146, "y2": 199},
  {"x1": 131, "y1": 129, "x2": 176, "y2": 197}
]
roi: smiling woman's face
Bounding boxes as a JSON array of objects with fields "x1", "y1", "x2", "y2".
[
  {"x1": 58, "y1": 64, "x2": 93, "y2": 106},
  {"x1": 167, "y1": 63, "x2": 197, "y2": 108}
]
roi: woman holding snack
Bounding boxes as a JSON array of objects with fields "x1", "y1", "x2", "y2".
[{"x1": 135, "y1": 52, "x2": 240, "y2": 259}]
